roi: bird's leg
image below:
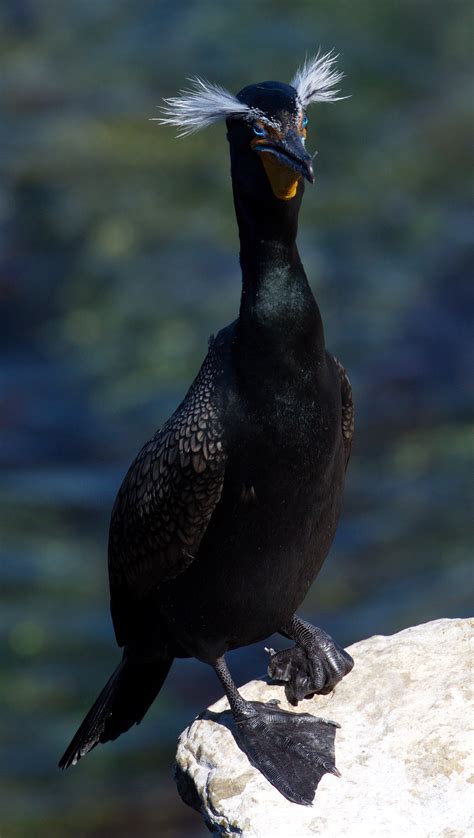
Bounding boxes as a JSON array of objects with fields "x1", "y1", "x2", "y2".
[
  {"x1": 267, "y1": 615, "x2": 354, "y2": 705},
  {"x1": 214, "y1": 655, "x2": 340, "y2": 805}
]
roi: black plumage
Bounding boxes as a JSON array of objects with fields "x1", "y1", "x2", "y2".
[{"x1": 60, "y1": 73, "x2": 354, "y2": 806}]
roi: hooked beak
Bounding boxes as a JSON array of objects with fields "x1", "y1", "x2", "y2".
[{"x1": 254, "y1": 129, "x2": 314, "y2": 184}]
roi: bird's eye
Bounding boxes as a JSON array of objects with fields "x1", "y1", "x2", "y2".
[
  {"x1": 302, "y1": 115, "x2": 309, "y2": 128},
  {"x1": 253, "y1": 123, "x2": 266, "y2": 137}
]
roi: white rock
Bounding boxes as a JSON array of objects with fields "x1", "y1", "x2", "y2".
[{"x1": 175, "y1": 618, "x2": 474, "y2": 837}]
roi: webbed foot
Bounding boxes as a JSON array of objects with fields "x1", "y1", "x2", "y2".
[
  {"x1": 267, "y1": 621, "x2": 354, "y2": 705},
  {"x1": 214, "y1": 654, "x2": 341, "y2": 805},
  {"x1": 233, "y1": 701, "x2": 340, "y2": 805}
]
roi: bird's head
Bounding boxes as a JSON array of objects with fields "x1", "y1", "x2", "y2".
[
  {"x1": 228, "y1": 80, "x2": 313, "y2": 202},
  {"x1": 157, "y1": 51, "x2": 345, "y2": 205}
]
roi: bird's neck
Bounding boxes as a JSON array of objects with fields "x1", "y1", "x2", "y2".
[{"x1": 232, "y1": 183, "x2": 325, "y2": 360}]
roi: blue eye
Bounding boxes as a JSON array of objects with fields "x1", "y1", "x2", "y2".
[
  {"x1": 253, "y1": 123, "x2": 266, "y2": 136},
  {"x1": 302, "y1": 114, "x2": 308, "y2": 128}
]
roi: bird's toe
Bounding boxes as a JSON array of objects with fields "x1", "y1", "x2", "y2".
[{"x1": 267, "y1": 642, "x2": 353, "y2": 703}]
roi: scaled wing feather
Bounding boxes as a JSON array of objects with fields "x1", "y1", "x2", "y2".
[
  {"x1": 108, "y1": 337, "x2": 228, "y2": 644},
  {"x1": 331, "y1": 354, "x2": 354, "y2": 468}
]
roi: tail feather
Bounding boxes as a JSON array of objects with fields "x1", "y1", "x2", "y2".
[{"x1": 59, "y1": 654, "x2": 173, "y2": 769}]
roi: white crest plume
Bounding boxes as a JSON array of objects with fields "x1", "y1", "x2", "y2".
[
  {"x1": 291, "y1": 50, "x2": 346, "y2": 106},
  {"x1": 156, "y1": 77, "x2": 258, "y2": 137},
  {"x1": 156, "y1": 54, "x2": 346, "y2": 137}
]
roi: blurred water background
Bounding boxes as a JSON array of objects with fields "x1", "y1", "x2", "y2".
[{"x1": 1, "y1": 1, "x2": 472, "y2": 835}]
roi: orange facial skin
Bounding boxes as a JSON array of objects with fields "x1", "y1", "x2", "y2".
[{"x1": 251, "y1": 118, "x2": 308, "y2": 201}]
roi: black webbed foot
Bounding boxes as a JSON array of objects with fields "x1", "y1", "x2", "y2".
[
  {"x1": 267, "y1": 622, "x2": 354, "y2": 706},
  {"x1": 214, "y1": 655, "x2": 340, "y2": 805},
  {"x1": 233, "y1": 701, "x2": 340, "y2": 805}
]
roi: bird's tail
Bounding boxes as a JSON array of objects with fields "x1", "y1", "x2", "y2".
[{"x1": 58, "y1": 653, "x2": 173, "y2": 769}]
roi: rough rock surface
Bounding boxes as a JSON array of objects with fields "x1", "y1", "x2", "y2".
[{"x1": 175, "y1": 618, "x2": 473, "y2": 837}]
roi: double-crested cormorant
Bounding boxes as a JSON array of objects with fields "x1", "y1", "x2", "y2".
[{"x1": 60, "y1": 52, "x2": 355, "y2": 806}]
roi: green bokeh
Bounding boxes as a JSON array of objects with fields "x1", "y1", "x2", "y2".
[{"x1": 1, "y1": 1, "x2": 472, "y2": 835}]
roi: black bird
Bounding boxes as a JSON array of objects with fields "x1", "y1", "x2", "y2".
[{"x1": 59, "y1": 52, "x2": 355, "y2": 806}]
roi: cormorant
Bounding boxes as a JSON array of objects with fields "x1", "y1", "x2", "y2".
[{"x1": 59, "y1": 52, "x2": 355, "y2": 806}]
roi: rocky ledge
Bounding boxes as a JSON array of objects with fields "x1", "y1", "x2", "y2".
[{"x1": 175, "y1": 618, "x2": 473, "y2": 837}]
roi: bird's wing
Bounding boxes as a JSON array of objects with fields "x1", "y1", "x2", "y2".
[
  {"x1": 331, "y1": 355, "x2": 354, "y2": 468},
  {"x1": 108, "y1": 335, "x2": 228, "y2": 646}
]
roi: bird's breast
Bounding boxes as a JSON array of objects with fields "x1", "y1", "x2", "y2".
[{"x1": 158, "y1": 364, "x2": 346, "y2": 661}]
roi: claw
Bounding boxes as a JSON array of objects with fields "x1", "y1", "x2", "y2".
[
  {"x1": 325, "y1": 762, "x2": 341, "y2": 778},
  {"x1": 318, "y1": 717, "x2": 341, "y2": 728}
]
